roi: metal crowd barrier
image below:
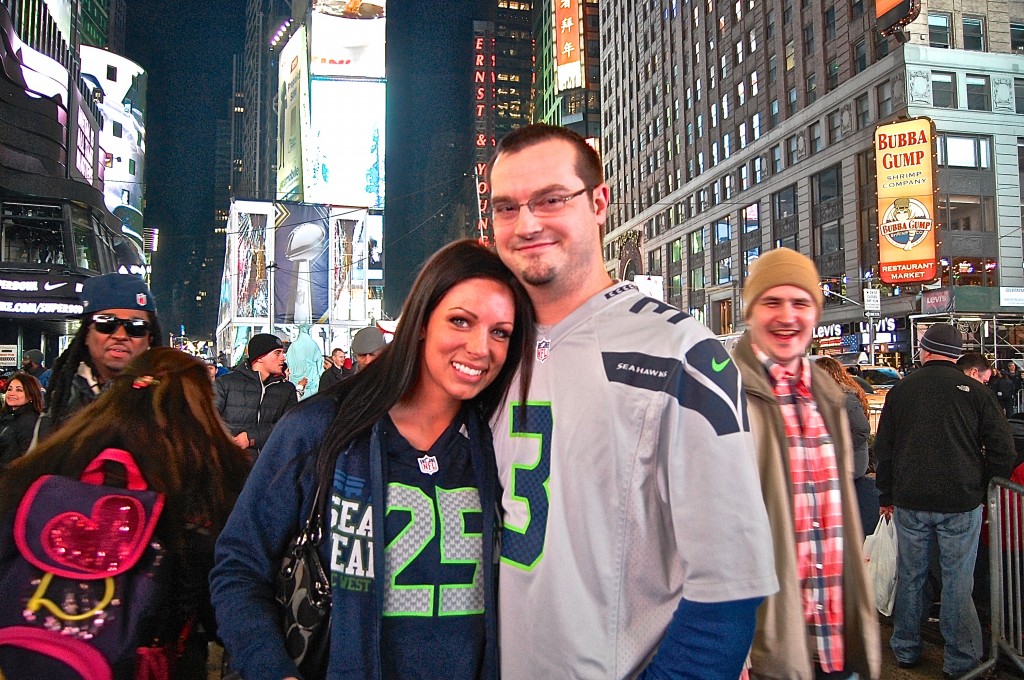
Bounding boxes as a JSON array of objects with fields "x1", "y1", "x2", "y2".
[{"x1": 965, "y1": 477, "x2": 1024, "y2": 678}]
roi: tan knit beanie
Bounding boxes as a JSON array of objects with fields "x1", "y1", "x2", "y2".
[{"x1": 742, "y1": 248, "x2": 824, "y2": 318}]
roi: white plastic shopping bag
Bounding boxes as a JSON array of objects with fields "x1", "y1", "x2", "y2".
[{"x1": 863, "y1": 515, "x2": 898, "y2": 616}]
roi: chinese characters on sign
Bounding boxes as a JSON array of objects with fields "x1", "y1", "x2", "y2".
[{"x1": 554, "y1": 0, "x2": 584, "y2": 92}]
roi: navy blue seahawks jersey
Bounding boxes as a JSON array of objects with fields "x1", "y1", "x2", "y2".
[{"x1": 378, "y1": 414, "x2": 485, "y2": 680}]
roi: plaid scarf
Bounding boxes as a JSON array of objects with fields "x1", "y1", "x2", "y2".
[{"x1": 754, "y1": 346, "x2": 846, "y2": 673}]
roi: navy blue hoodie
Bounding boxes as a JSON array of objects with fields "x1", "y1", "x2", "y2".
[{"x1": 210, "y1": 396, "x2": 500, "y2": 680}]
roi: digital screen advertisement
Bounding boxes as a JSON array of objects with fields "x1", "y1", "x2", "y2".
[
  {"x1": 231, "y1": 201, "x2": 273, "y2": 322},
  {"x1": 277, "y1": 27, "x2": 309, "y2": 202},
  {"x1": 309, "y1": 7, "x2": 385, "y2": 78},
  {"x1": 0, "y1": 272, "x2": 84, "y2": 319},
  {"x1": 304, "y1": 78, "x2": 385, "y2": 208},
  {"x1": 80, "y1": 48, "x2": 147, "y2": 223}
]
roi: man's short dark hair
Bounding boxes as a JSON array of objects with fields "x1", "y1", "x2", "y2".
[
  {"x1": 491, "y1": 123, "x2": 604, "y2": 189},
  {"x1": 956, "y1": 352, "x2": 991, "y2": 373},
  {"x1": 331, "y1": 347, "x2": 345, "y2": 355}
]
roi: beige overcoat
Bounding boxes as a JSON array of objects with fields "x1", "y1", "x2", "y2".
[{"x1": 733, "y1": 333, "x2": 882, "y2": 680}]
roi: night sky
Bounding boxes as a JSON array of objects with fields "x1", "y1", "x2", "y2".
[
  {"x1": 122, "y1": 1, "x2": 484, "y2": 335},
  {"x1": 124, "y1": 1, "x2": 246, "y2": 334}
]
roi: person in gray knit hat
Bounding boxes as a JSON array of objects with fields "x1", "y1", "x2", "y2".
[
  {"x1": 350, "y1": 326, "x2": 386, "y2": 371},
  {"x1": 875, "y1": 322, "x2": 1014, "y2": 678},
  {"x1": 38, "y1": 273, "x2": 163, "y2": 441}
]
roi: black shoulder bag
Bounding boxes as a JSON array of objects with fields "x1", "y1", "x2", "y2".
[{"x1": 275, "y1": 463, "x2": 332, "y2": 678}]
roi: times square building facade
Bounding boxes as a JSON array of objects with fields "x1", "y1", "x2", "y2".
[{"x1": 598, "y1": 0, "x2": 1024, "y2": 369}]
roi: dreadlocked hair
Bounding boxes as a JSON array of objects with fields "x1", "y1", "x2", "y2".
[{"x1": 46, "y1": 312, "x2": 165, "y2": 429}]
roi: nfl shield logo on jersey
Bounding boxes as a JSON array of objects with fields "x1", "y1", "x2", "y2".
[
  {"x1": 417, "y1": 455, "x2": 439, "y2": 475},
  {"x1": 536, "y1": 338, "x2": 551, "y2": 363}
]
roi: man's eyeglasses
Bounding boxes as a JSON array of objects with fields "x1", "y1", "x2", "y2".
[
  {"x1": 91, "y1": 314, "x2": 152, "y2": 338},
  {"x1": 492, "y1": 187, "x2": 590, "y2": 224}
]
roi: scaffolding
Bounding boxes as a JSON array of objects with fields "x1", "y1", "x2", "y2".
[{"x1": 910, "y1": 312, "x2": 1024, "y2": 363}]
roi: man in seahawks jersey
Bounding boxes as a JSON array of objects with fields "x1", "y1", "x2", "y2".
[{"x1": 488, "y1": 123, "x2": 778, "y2": 679}]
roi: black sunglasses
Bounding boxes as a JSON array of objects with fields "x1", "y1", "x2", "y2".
[{"x1": 91, "y1": 314, "x2": 152, "y2": 338}]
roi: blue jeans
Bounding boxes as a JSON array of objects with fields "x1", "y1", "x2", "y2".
[{"x1": 890, "y1": 506, "x2": 983, "y2": 675}]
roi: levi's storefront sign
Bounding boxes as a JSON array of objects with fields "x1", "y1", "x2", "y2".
[
  {"x1": 0, "y1": 272, "x2": 85, "y2": 318},
  {"x1": 875, "y1": 117, "x2": 937, "y2": 284}
]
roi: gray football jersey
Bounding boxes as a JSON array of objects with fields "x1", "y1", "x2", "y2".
[{"x1": 493, "y1": 283, "x2": 777, "y2": 679}]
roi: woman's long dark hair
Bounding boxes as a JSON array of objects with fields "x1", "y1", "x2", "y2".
[
  {"x1": 2, "y1": 372, "x2": 44, "y2": 415},
  {"x1": 46, "y1": 311, "x2": 165, "y2": 428},
  {"x1": 0, "y1": 348, "x2": 249, "y2": 557},
  {"x1": 316, "y1": 239, "x2": 535, "y2": 476}
]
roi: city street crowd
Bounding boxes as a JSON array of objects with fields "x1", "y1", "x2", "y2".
[{"x1": 0, "y1": 124, "x2": 1021, "y2": 680}]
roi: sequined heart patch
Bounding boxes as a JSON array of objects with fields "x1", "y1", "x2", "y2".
[{"x1": 41, "y1": 495, "x2": 147, "y2": 574}]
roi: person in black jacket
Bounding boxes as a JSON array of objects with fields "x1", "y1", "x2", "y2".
[
  {"x1": 875, "y1": 324, "x2": 1015, "y2": 678},
  {"x1": 0, "y1": 372, "x2": 44, "y2": 467},
  {"x1": 990, "y1": 369, "x2": 1015, "y2": 417},
  {"x1": 317, "y1": 347, "x2": 353, "y2": 393},
  {"x1": 1006, "y1": 361, "x2": 1023, "y2": 400},
  {"x1": 213, "y1": 334, "x2": 297, "y2": 460}
]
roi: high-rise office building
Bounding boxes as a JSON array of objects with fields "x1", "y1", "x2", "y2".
[
  {"x1": 471, "y1": 0, "x2": 534, "y2": 243},
  {"x1": 237, "y1": 0, "x2": 293, "y2": 201},
  {"x1": 80, "y1": 0, "x2": 127, "y2": 53},
  {"x1": 0, "y1": 1, "x2": 146, "y2": 352},
  {"x1": 532, "y1": 0, "x2": 600, "y2": 140},
  {"x1": 599, "y1": 0, "x2": 1024, "y2": 367}
]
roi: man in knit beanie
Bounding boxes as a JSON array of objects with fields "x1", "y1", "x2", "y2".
[
  {"x1": 732, "y1": 248, "x2": 882, "y2": 679},
  {"x1": 875, "y1": 323, "x2": 1013, "y2": 677},
  {"x1": 214, "y1": 333, "x2": 297, "y2": 459}
]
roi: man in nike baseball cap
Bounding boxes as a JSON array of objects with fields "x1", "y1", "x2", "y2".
[{"x1": 733, "y1": 248, "x2": 881, "y2": 678}]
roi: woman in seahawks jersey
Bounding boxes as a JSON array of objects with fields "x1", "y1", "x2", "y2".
[{"x1": 211, "y1": 240, "x2": 534, "y2": 680}]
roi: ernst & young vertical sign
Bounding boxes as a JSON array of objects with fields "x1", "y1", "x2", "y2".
[{"x1": 875, "y1": 117, "x2": 937, "y2": 284}]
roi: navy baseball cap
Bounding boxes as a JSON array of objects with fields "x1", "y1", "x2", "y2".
[{"x1": 81, "y1": 274, "x2": 156, "y2": 314}]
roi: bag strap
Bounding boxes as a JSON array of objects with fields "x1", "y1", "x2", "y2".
[{"x1": 80, "y1": 448, "x2": 148, "y2": 490}]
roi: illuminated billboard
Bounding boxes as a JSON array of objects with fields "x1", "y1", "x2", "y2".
[
  {"x1": 273, "y1": 202, "x2": 331, "y2": 324},
  {"x1": 364, "y1": 212, "x2": 383, "y2": 280},
  {"x1": 43, "y1": 0, "x2": 72, "y2": 46},
  {"x1": 277, "y1": 27, "x2": 309, "y2": 202},
  {"x1": 81, "y1": 47, "x2": 147, "y2": 227},
  {"x1": 329, "y1": 208, "x2": 382, "y2": 320},
  {"x1": 554, "y1": 0, "x2": 585, "y2": 93},
  {"x1": 303, "y1": 78, "x2": 385, "y2": 208},
  {"x1": 875, "y1": 117, "x2": 937, "y2": 284},
  {"x1": 230, "y1": 200, "x2": 273, "y2": 322},
  {"x1": 876, "y1": 0, "x2": 920, "y2": 35},
  {"x1": 310, "y1": 7, "x2": 385, "y2": 78}
]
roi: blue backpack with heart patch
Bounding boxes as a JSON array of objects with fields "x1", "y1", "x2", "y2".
[{"x1": 0, "y1": 448, "x2": 173, "y2": 680}]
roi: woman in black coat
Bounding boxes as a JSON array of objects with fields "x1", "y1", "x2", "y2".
[{"x1": 0, "y1": 372, "x2": 44, "y2": 468}]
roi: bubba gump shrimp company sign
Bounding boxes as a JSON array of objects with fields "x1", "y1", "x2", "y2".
[{"x1": 875, "y1": 117, "x2": 938, "y2": 284}]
